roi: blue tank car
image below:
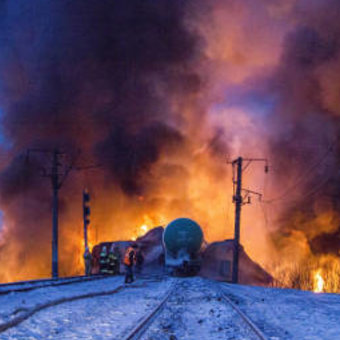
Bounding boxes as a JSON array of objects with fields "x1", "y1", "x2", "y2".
[{"x1": 163, "y1": 218, "x2": 203, "y2": 276}]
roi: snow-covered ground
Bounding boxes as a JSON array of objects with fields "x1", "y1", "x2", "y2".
[
  {"x1": 0, "y1": 276, "x2": 123, "y2": 325},
  {"x1": 0, "y1": 275, "x2": 173, "y2": 339},
  {"x1": 0, "y1": 275, "x2": 339, "y2": 340},
  {"x1": 219, "y1": 282, "x2": 340, "y2": 340}
]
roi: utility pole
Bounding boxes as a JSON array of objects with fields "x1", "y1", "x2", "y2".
[
  {"x1": 228, "y1": 157, "x2": 268, "y2": 284},
  {"x1": 232, "y1": 157, "x2": 243, "y2": 284},
  {"x1": 26, "y1": 149, "x2": 101, "y2": 279},
  {"x1": 27, "y1": 148, "x2": 74, "y2": 279}
]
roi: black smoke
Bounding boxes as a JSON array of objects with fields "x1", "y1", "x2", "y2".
[
  {"x1": 267, "y1": 6, "x2": 340, "y2": 256},
  {"x1": 0, "y1": 0, "x2": 199, "y2": 194},
  {"x1": 0, "y1": 0, "x2": 201, "y2": 280}
]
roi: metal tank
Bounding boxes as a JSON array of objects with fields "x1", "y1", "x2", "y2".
[{"x1": 163, "y1": 218, "x2": 203, "y2": 275}]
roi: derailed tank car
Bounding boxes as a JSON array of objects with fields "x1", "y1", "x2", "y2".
[{"x1": 163, "y1": 218, "x2": 203, "y2": 276}]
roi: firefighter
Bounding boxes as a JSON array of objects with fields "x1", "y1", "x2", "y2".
[
  {"x1": 108, "y1": 244, "x2": 120, "y2": 275},
  {"x1": 124, "y1": 243, "x2": 138, "y2": 283},
  {"x1": 113, "y1": 245, "x2": 121, "y2": 274},
  {"x1": 83, "y1": 247, "x2": 92, "y2": 276},
  {"x1": 99, "y1": 245, "x2": 109, "y2": 275}
]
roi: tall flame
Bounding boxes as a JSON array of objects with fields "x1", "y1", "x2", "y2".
[
  {"x1": 130, "y1": 214, "x2": 162, "y2": 241},
  {"x1": 313, "y1": 269, "x2": 324, "y2": 293}
]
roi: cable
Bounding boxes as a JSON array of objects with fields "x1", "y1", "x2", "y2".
[
  {"x1": 262, "y1": 140, "x2": 336, "y2": 204},
  {"x1": 300, "y1": 174, "x2": 332, "y2": 200}
]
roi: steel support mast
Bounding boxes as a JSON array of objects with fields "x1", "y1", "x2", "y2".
[
  {"x1": 228, "y1": 157, "x2": 268, "y2": 284},
  {"x1": 232, "y1": 157, "x2": 243, "y2": 284},
  {"x1": 27, "y1": 148, "x2": 76, "y2": 279},
  {"x1": 26, "y1": 148, "x2": 100, "y2": 279}
]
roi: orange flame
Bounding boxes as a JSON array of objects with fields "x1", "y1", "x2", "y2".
[
  {"x1": 130, "y1": 214, "x2": 165, "y2": 241},
  {"x1": 313, "y1": 269, "x2": 324, "y2": 293}
]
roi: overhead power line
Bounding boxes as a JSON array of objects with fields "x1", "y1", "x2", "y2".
[{"x1": 262, "y1": 140, "x2": 336, "y2": 204}]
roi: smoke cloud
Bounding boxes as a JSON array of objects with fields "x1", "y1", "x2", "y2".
[
  {"x1": 1, "y1": 0, "x2": 340, "y2": 282},
  {"x1": 0, "y1": 0, "x2": 204, "y2": 280}
]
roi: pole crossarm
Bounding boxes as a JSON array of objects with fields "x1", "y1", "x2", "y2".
[{"x1": 241, "y1": 188, "x2": 262, "y2": 204}]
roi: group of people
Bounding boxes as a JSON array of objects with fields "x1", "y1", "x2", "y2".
[
  {"x1": 83, "y1": 242, "x2": 144, "y2": 284},
  {"x1": 99, "y1": 244, "x2": 122, "y2": 275}
]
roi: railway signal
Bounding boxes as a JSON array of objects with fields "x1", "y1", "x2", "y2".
[{"x1": 83, "y1": 189, "x2": 91, "y2": 251}]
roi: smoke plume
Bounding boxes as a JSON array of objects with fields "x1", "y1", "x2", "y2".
[{"x1": 1, "y1": 0, "x2": 340, "y2": 283}]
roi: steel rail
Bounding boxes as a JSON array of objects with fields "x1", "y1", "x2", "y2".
[
  {"x1": 122, "y1": 280, "x2": 177, "y2": 340},
  {"x1": 218, "y1": 288, "x2": 269, "y2": 340},
  {"x1": 0, "y1": 275, "x2": 111, "y2": 296},
  {"x1": 0, "y1": 274, "x2": 168, "y2": 335},
  {"x1": 0, "y1": 275, "x2": 99, "y2": 287}
]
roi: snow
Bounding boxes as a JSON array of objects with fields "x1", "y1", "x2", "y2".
[
  {"x1": 0, "y1": 275, "x2": 340, "y2": 339},
  {"x1": 0, "y1": 275, "x2": 173, "y2": 339},
  {"x1": 219, "y1": 282, "x2": 340, "y2": 340},
  {"x1": 0, "y1": 276, "x2": 122, "y2": 325}
]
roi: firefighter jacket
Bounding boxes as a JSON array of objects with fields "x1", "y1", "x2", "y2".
[
  {"x1": 99, "y1": 251, "x2": 109, "y2": 273},
  {"x1": 124, "y1": 247, "x2": 136, "y2": 267}
]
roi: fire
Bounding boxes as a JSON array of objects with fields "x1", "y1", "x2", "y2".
[
  {"x1": 130, "y1": 214, "x2": 164, "y2": 241},
  {"x1": 131, "y1": 223, "x2": 149, "y2": 241},
  {"x1": 1, "y1": 1, "x2": 340, "y2": 289},
  {"x1": 313, "y1": 269, "x2": 324, "y2": 293}
]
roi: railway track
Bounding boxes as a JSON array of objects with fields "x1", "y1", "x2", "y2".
[
  {"x1": 0, "y1": 274, "x2": 170, "y2": 336},
  {"x1": 0, "y1": 276, "x2": 271, "y2": 339},
  {"x1": 0, "y1": 275, "x2": 110, "y2": 295},
  {"x1": 0, "y1": 284, "x2": 126, "y2": 333},
  {"x1": 216, "y1": 286, "x2": 269, "y2": 340},
  {"x1": 123, "y1": 278, "x2": 270, "y2": 340},
  {"x1": 122, "y1": 279, "x2": 177, "y2": 340}
]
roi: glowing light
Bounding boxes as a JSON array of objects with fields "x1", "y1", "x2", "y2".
[
  {"x1": 140, "y1": 224, "x2": 148, "y2": 233},
  {"x1": 313, "y1": 269, "x2": 324, "y2": 293},
  {"x1": 131, "y1": 223, "x2": 149, "y2": 241},
  {"x1": 129, "y1": 214, "x2": 160, "y2": 241}
]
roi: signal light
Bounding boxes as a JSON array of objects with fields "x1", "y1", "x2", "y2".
[
  {"x1": 83, "y1": 189, "x2": 90, "y2": 226},
  {"x1": 83, "y1": 191, "x2": 90, "y2": 203},
  {"x1": 84, "y1": 206, "x2": 90, "y2": 217}
]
